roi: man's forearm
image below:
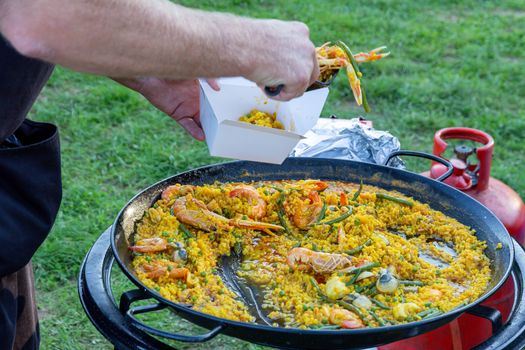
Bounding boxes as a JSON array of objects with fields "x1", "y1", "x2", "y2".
[{"x1": 0, "y1": 0, "x2": 257, "y2": 78}]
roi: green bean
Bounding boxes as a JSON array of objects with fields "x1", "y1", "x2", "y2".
[
  {"x1": 369, "y1": 309, "x2": 386, "y2": 327},
  {"x1": 345, "y1": 262, "x2": 380, "y2": 276},
  {"x1": 317, "y1": 206, "x2": 353, "y2": 225},
  {"x1": 346, "y1": 239, "x2": 372, "y2": 255},
  {"x1": 336, "y1": 40, "x2": 371, "y2": 113},
  {"x1": 383, "y1": 317, "x2": 396, "y2": 325},
  {"x1": 416, "y1": 308, "x2": 440, "y2": 318},
  {"x1": 422, "y1": 310, "x2": 443, "y2": 319},
  {"x1": 234, "y1": 241, "x2": 242, "y2": 255},
  {"x1": 371, "y1": 298, "x2": 390, "y2": 310},
  {"x1": 352, "y1": 179, "x2": 364, "y2": 202},
  {"x1": 310, "y1": 277, "x2": 327, "y2": 301},
  {"x1": 316, "y1": 201, "x2": 327, "y2": 223},
  {"x1": 338, "y1": 300, "x2": 367, "y2": 322},
  {"x1": 178, "y1": 223, "x2": 195, "y2": 239},
  {"x1": 354, "y1": 285, "x2": 364, "y2": 293},
  {"x1": 361, "y1": 84, "x2": 371, "y2": 113},
  {"x1": 277, "y1": 192, "x2": 292, "y2": 235},
  {"x1": 309, "y1": 324, "x2": 340, "y2": 330},
  {"x1": 399, "y1": 280, "x2": 425, "y2": 286},
  {"x1": 364, "y1": 286, "x2": 378, "y2": 296},
  {"x1": 376, "y1": 193, "x2": 414, "y2": 207},
  {"x1": 346, "y1": 265, "x2": 379, "y2": 286}
]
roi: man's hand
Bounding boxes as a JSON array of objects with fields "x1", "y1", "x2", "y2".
[
  {"x1": 247, "y1": 20, "x2": 320, "y2": 101},
  {"x1": 117, "y1": 78, "x2": 218, "y2": 141}
]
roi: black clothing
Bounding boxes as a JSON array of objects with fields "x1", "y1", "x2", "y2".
[
  {"x1": 0, "y1": 35, "x2": 61, "y2": 350},
  {"x1": 0, "y1": 36, "x2": 54, "y2": 142}
]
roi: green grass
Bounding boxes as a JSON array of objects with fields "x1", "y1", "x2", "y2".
[{"x1": 28, "y1": 1, "x2": 525, "y2": 349}]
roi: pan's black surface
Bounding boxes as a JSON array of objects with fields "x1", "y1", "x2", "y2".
[{"x1": 110, "y1": 157, "x2": 514, "y2": 350}]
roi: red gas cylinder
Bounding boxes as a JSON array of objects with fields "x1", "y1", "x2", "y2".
[
  {"x1": 379, "y1": 127, "x2": 525, "y2": 350},
  {"x1": 425, "y1": 127, "x2": 525, "y2": 243}
]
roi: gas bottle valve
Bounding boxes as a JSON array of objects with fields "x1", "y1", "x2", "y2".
[{"x1": 454, "y1": 145, "x2": 474, "y2": 163}]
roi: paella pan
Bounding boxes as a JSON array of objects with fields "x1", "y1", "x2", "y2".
[{"x1": 111, "y1": 156, "x2": 513, "y2": 349}]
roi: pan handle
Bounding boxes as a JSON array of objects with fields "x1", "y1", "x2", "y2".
[
  {"x1": 120, "y1": 289, "x2": 224, "y2": 343},
  {"x1": 466, "y1": 304, "x2": 503, "y2": 334},
  {"x1": 385, "y1": 150, "x2": 454, "y2": 182}
]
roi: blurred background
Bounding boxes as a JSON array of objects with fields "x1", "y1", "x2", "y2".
[{"x1": 29, "y1": 0, "x2": 524, "y2": 348}]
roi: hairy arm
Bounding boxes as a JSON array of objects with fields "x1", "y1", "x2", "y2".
[{"x1": 0, "y1": 0, "x2": 318, "y2": 99}]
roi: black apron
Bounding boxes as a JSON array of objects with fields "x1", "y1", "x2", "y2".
[{"x1": 0, "y1": 35, "x2": 61, "y2": 350}]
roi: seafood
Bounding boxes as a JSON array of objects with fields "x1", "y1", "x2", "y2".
[
  {"x1": 229, "y1": 185, "x2": 266, "y2": 219},
  {"x1": 161, "y1": 184, "x2": 194, "y2": 201},
  {"x1": 294, "y1": 180, "x2": 329, "y2": 192},
  {"x1": 171, "y1": 195, "x2": 231, "y2": 231},
  {"x1": 139, "y1": 261, "x2": 190, "y2": 282},
  {"x1": 352, "y1": 294, "x2": 372, "y2": 310},
  {"x1": 316, "y1": 41, "x2": 389, "y2": 112},
  {"x1": 290, "y1": 191, "x2": 324, "y2": 229},
  {"x1": 393, "y1": 303, "x2": 421, "y2": 321},
  {"x1": 172, "y1": 195, "x2": 283, "y2": 234},
  {"x1": 325, "y1": 275, "x2": 350, "y2": 300},
  {"x1": 329, "y1": 308, "x2": 365, "y2": 329},
  {"x1": 376, "y1": 268, "x2": 399, "y2": 294},
  {"x1": 171, "y1": 242, "x2": 188, "y2": 263},
  {"x1": 129, "y1": 237, "x2": 167, "y2": 253},
  {"x1": 287, "y1": 247, "x2": 354, "y2": 273}
]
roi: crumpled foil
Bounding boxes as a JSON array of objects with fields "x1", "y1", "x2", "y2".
[{"x1": 290, "y1": 117, "x2": 405, "y2": 169}]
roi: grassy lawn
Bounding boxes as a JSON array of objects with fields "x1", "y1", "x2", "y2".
[{"x1": 28, "y1": 1, "x2": 524, "y2": 349}]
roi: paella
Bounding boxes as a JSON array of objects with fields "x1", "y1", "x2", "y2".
[
  {"x1": 129, "y1": 180, "x2": 491, "y2": 329},
  {"x1": 238, "y1": 109, "x2": 284, "y2": 130}
]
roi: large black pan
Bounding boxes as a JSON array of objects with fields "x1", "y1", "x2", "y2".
[{"x1": 111, "y1": 155, "x2": 513, "y2": 350}]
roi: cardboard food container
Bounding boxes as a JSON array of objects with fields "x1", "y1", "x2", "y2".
[{"x1": 199, "y1": 77, "x2": 329, "y2": 164}]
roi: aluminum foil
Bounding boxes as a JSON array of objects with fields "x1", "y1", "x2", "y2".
[{"x1": 290, "y1": 117, "x2": 405, "y2": 169}]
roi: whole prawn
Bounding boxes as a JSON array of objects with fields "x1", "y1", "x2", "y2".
[{"x1": 287, "y1": 247, "x2": 355, "y2": 274}]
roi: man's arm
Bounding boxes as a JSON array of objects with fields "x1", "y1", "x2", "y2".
[{"x1": 0, "y1": 0, "x2": 319, "y2": 100}]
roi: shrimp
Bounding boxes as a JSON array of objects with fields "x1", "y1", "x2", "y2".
[
  {"x1": 129, "y1": 237, "x2": 168, "y2": 253},
  {"x1": 426, "y1": 288, "x2": 443, "y2": 302},
  {"x1": 291, "y1": 191, "x2": 324, "y2": 229},
  {"x1": 229, "y1": 185, "x2": 266, "y2": 219},
  {"x1": 293, "y1": 180, "x2": 329, "y2": 192},
  {"x1": 172, "y1": 195, "x2": 284, "y2": 234},
  {"x1": 287, "y1": 247, "x2": 355, "y2": 274},
  {"x1": 161, "y1": 184, "x2": 194, "y2": 201},
  {"x1": 231, "y1": 219, "x2": 284, "y2": 236},
  {"x1": 329, "y1": 308, "x2": 365, "y2": 329},
  {"x1": 171, "y1": 195, "x2": 230, "y2": 232},
  {"x1": 345, "y1": 62, "x2": 362, "y2": 106},
  {"x1": 340, "y1": 192, "x2": 348, "y2": 206},
  {"x1": 139, "y1": 261, "x2": 190, "y2": 282},
  {"x1": 353, "y1": 46, "x2": 390, "y2": 63},
  {"x1": 337, "y1": 225, "x2": 346, "y2": 246},
  {"x1": 316, "y1": 42, "x2": 389, "y2": 110}
]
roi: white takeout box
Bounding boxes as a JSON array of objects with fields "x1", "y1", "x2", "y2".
[{"x1": 199, "y1": 77, "x2": 329, "y2": 164}]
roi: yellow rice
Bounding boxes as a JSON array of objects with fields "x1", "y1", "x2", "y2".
[
  {"x1": 238, "y1": 109, "x2": 284, "y2": 129},
  {"x1": 130, "y1": 180, "x2": 491, "y2": 329}
]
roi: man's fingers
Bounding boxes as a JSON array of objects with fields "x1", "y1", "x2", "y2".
[
  {"x1": 206, "y1": 79, "x2": 220, "y2": 91},
  {"x1": 309, "y1": 52, "x2": 320, "y2": 85},
  {"x1": 271, "y1": 88, "x2": 306, "y2": 102},
  {"x1": 177, "y1": 116, "x2": 205, "y2": 141}
]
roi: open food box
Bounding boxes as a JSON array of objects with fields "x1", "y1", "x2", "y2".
[{"x1": 199, "y1": 77, "x2": 329, "y2": 164}]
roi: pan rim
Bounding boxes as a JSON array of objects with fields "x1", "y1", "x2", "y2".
[{"x1": 110, "y1": 157, "x2": 514, "y2": 336}]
